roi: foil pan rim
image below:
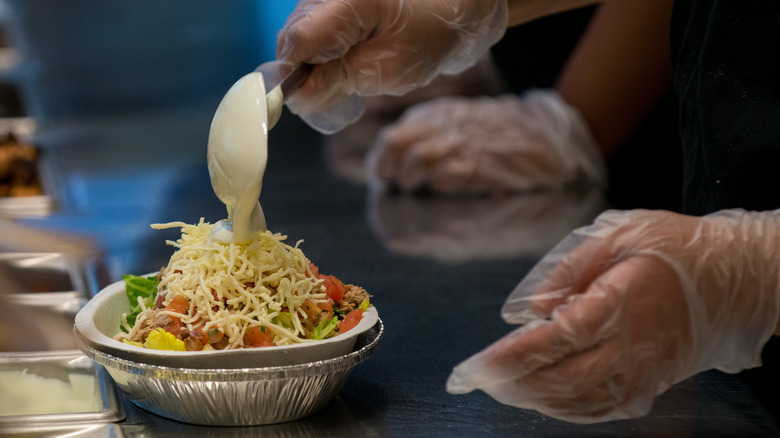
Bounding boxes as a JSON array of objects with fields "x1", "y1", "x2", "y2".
[{"x1": 81, "y1": 318, "x2": 383, "y2": 382}]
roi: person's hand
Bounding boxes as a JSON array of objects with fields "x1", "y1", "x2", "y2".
[
  {"x1": 446, "y1": 209, "x2": 780, "y2": 423},
  {"x1": 273, "y1": 0, "x2": 508, "y2": 133},
  {"x1": 366, "y1": 89, "x2": 606, "y2": 195},
  {"x1": 322, "y1": 53, "x2": 508, "y2": 182}
]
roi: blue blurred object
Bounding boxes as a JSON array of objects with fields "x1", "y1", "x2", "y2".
[
  {"x1": 0, "y1": 0, "x2": 296, "y2": 121},
  {"x1": 0, "y1": 1, "x2": 299, "y2": 277},
  {"x1": 256, "y1": 1, "x2": 297, "y2": 61}
]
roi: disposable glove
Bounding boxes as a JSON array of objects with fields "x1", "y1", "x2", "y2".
[
  {"x1": 273, "y1": 0, "x2": 508, "y2": 133},
  {"x1": 446, "y1": 208, "x2": 780, "y2": 423},
  {"x1": 322, "y1": 54, "x2": 509, "y2": 182},
  {"x1": 366, "y1": 89, "x2": 606, "y2": 195}
]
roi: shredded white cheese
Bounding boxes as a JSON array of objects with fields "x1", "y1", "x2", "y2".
[{"x1": 127, "y1": 219, "x2": 327, "y2": 349}]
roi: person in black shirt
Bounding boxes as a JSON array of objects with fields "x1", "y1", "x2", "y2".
[{"x1": 269, "y1": 0, "x2": 780, "y2": 423}]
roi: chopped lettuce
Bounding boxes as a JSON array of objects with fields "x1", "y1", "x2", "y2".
[
  {"x1": 312, "y1": 316, "x2": 338, "y2": 340},
  {"x1": 271, "y1": 311, "x2": 292, "y2": 329},
  {"x1": 120, "y1": 274, "x2": 159, "y2": 333}
]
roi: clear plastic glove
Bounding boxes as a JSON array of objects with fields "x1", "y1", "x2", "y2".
[
  {"x1": 446, "y1": 209, "x2": 780, "y2": 423},
  {"x1": 273, "y1": 0, "x2": 508, "y2": 133},
  {"x1": 323, "y1": 53, "x2": 509, "y2": 182},
  {"x1": 366, "y1": 89, "x2": 606, "y2": 195}
]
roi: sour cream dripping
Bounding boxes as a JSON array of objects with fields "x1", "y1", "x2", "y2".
[{"x1": 207, "y1": 72, "x2": 284, "y2": 243}]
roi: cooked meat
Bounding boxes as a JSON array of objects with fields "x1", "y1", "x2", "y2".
[
  {"x1": 316, "y1": 310, "x2": 334, "y2": 326},
  {"x1": 338, "y1": 285, "x2": 371, "y2": 311},
  {"x1": 127, "y1": 310, "x2": 170, "y2": 343}
]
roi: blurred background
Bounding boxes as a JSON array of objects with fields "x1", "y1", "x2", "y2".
[
  {"x1": 0, "y1": 0, "x2": 297, "y2": 275},
  {"x1": 0, "y1": 0, "x2": 298, "y2": 353},
  {"x1": 2, "y1": 0, "x2": 295, "y2": 120}
]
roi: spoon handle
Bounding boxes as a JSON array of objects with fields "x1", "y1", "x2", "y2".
[{"x1": 279, "y1": 63, "x2": 312, "y2": 102}]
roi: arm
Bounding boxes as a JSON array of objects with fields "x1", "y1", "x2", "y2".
[
  {"x1": 506, "y1": 0, "x2": 603, "y2": 26},
  {"x1": 274, "y1": 0, "x2": 510, "y2": 132},
  {"x1": 555, "y1": 0, "x2": 674, "y2": 156}
]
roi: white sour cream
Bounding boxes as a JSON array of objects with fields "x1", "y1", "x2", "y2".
[
  {"x1": 0, "y1": 370, "x2": 97, "y2": 416},
  {"x1": 207, "y1": 72, "x2": 284, "y2": 244}
]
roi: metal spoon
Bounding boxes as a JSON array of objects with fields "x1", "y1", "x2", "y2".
[{"x1": 267, "y1": 63, "x2": 312, "y2": 129}]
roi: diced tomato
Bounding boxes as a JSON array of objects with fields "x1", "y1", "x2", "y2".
[
  {"x1": 338, "y1": 308, "x2": 363, "y2": 334},
  {"x1": 192, "y1": 326, "x2": 224, "y2": 345},
  {"x1": 163, "y1": 318, "x2": 185, "y2": 337},
  {"x1": 308, "y1": 264, "x2": 345, "y2": 301},
  {"x1": 301, "y1": 299, "x2": 322, "y2": 319},
  {"x1": 164, "y1": 294, "x2": 189, "y2": 315},
  {"x1": 319, "y1": 275, "x2": 344, "y2": 301},
  {"x1": 160, "y1": 294, "x2": 189, "y2": 337},
  {"x1": 243, "y1": 326, "x2": 275, "y2": 348},
  {"x1": 190, "y1": 328, "x2": 207, "y2": 345},
  {"x1": 316, "y1": 301, "x2": 333, "y2": 313}
]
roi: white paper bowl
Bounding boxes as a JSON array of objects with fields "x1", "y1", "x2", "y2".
[{"x1": 74, "y1": 277, "x2": 379, "y2": 369}]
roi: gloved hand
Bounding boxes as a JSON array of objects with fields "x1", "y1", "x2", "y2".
[
  {"x1": 273, "y1": 0, "x2": 508, "y2": 133},
  {"x1": 366, "y1": 89, "x2": 606, "y2": 195},
  {"x1": 323, "y1": 53, "x2": 508, "y2": 182},
  {"x1": 446, "y1": 208, "x2": 780, "y2": 423}
]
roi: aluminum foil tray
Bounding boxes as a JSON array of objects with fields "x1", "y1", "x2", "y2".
[
  {"x1": 80, "y1": 319, "x2": 383, "y2": 426},
  {"x1": 0, "y1": 350, "x2": 125, "y2": 432}
]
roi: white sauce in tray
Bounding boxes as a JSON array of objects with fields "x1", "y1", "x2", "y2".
[
  {"x1": 0, "y1": 370, "x2": 97, "y2": 416},
  {"x1": 207, "y1": 72, "x2": 284, "y2": 244}
]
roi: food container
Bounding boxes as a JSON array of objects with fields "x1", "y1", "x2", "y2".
[
  {"x1": 80, "y1": 319, "x2": 383, "y2": 426},
  {"x1": 2, "y1": 252, "x2": 88, "y2": 314},
  {"x1": 73, "y1": 275, "x2": 383, "y2": 425},
  {"x1": 74, "y1": 276, "x2": 380, "y2": 368},
  {"x1": 0, "y1": 117, "x2": 58, "y2": 217},
  {"x1": 0, "y1": 424, "x2": 124, "y2": 438},
  {"x1": 0, "y1": 350, "x2": 124, "y2": 433}
]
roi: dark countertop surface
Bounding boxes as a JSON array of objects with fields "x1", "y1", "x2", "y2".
[{"x1": 11, "y1": 102, "x2": 779, "y2": 437}]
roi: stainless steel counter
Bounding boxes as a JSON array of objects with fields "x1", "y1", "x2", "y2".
[{"x1": 6, "y1": 103, "x2": 779, "y2": 437}]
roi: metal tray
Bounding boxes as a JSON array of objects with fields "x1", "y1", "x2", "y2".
[
  {"x1": 0, "y1": 350, "x2": 124, "y2": 431},
  {"x1": 1, "y1": 252, "x2": 87, "y2": 314},
  {"x1": 0, "y1": 424, "x2": 124, "y2": 438}
]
